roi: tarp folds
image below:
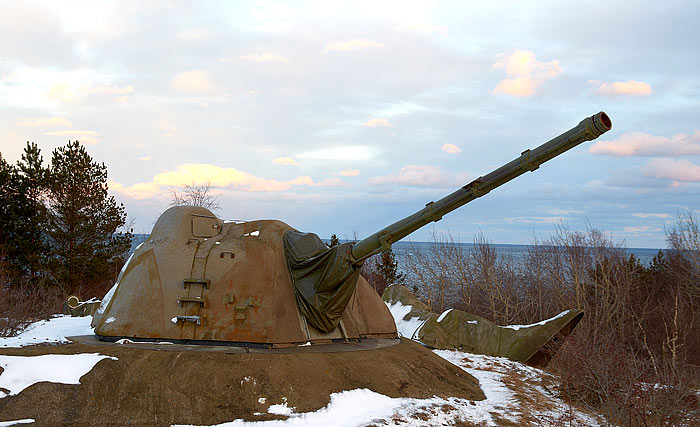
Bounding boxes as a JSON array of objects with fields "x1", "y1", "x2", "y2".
[{"x1": 284, "y1": 230, "x2": 360, "y2": 333}]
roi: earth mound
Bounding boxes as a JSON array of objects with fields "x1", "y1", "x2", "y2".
[{"x1": 0, "y1": 338, "x2": 483, "y2": 426}]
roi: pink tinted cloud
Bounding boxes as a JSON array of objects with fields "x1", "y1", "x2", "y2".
[
  {"x1": 492, "y1": 50, "x2": 561, "y2": 96},
  {"x1": 589, "y1": 80, "x2": 651, "y2": 97},
  {"x1": 642, "y1": 158, "x2": 700, "y2": 182},
  {"x1": 590, "y1": 131, "x2": 700, "y2": 157},
  {"x1": 364, "y1": 118, "x2": 393, "y2": 128},
  {"x1": 441, "y1": 143, "x2": 462, "y2": 154}
]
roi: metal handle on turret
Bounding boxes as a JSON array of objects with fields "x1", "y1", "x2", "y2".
[{"x1": 350, "y1": 111, "x2": 612, "y2": 264}]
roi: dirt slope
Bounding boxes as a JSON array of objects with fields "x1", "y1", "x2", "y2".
[{"x1": 0, "y1": 338, "x2": 483, "y2": 426}]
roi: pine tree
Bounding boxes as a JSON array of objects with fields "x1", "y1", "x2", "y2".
[
  {"x1": 15, "y1": 142, "x2": 49, "y2": 277},
  {"x1": 378, "y1": 248, "x2": 405, "y2": 287},
  {"x1": 0, "y1": 150, "x2": 34, "y2": 278},
  {"x1": 0, "y1": 153, "x2": 15, "y2": 255},
  {"x1": 46, "y1": 140, "x2": 131, "y2": 293}
]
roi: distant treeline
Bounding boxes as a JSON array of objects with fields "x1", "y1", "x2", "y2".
[{"x1": 1, "y1": 141, "x2": 131, "y2": 331}]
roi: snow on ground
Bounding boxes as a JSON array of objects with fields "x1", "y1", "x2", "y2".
[
  {"x1": 173, "y1": 350, "x2": 602, "y2": 427},
  {"x1": 0, "y1": 353, "x2": 116, "y2": 397},
  {"x1": 0, "y1": 420, "x2": 35, "y2": 426},
  {"x1": 0, "y1": 314, "x2": 604, "y2": 426},
  {"x1": 0, "y1": 315, "x2": 94, "y2": 348}
]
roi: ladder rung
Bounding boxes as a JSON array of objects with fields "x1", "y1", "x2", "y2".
[
  {"x1": 177, "y1": 296, "x2": 205, "y2": 307},
  {"x1": 183, "y1": 278, "x2": 210, "y2": 288}
]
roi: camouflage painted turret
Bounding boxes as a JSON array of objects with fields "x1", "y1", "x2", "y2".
[{"x1": 92, "y1": 112, "x2": 611, "y2": 348}]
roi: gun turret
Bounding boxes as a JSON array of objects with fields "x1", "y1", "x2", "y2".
[{"x1": 350, "y1": 112, "x2": 612, "y2": 263}]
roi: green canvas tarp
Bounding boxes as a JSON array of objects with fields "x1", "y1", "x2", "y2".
[
  {"x1": 284, "y1": 231, "x2": 361, "y2": 333},
  {"x1": 383, "y1": 285, "x2": 583, "y2": 367}
]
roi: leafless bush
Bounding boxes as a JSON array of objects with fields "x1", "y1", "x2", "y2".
[
  {"x1": 0, "y1": 269, "x2": 65, "y2": 338},
  {"x1": 404, "y1": 232, "x2": 459, "y2": 313},
  {"x1": 169, "y1": 181, "x2": 221, "y2": 211},
  {"x1": 402, "y1": 220, "x2": 700, "y2": 424},
  {"x1": 0, "y1": 244, "x2": 111, "y2": 337},
  {"x1": 667, "y1": 209, "x2": 700, "y2": 298}
]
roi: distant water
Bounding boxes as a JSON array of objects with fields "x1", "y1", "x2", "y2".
[
  {"x1": 129, "y1": 234, "x2": 663, "y2": 268},
  {"x1": 390, "y1": 241, "x2": 665, "y2": 270}
]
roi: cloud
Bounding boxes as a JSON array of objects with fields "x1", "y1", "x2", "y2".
[
  {"x1": 590, "y1": 131, "x2": 700, "y2": 157},
  {"x1": 139, "y1": 156, "x2": 151, "y2": 161},
  {"x1": 641, "y1": 158, "x2": 700, "y2": 182},
  {"x1": 368, "y1": 165, "x2": 461, "y2": 188},
  {"x1": 394, "y1": 23, "x2": 448, "y2": 36},
  {"x1": 44, "y1": 130, "x2": 99, "y2": 136},
  {"x1": 171, "y1": 70, "x2": 217, "y2": 94},
  {"x1": 633, "y1": 213, "x2": 670, "y2": 219},
  {"x1": 109, "y1": 181, "x2": 161, "y2": 200},
  {"x1": 47, "y1": 83, "x2": 134, "y2": 103},
  {"x1": 111, "y1": 164, "x2": 327, "y2": 199},
  {"x1": 504, "y1": 216, "x2": 564, "y2": 224},
  {"x1": 623, "y1": 226, "x2": 662, "y2": 233},
  {"x1": 273, "y1": 157, "x2": 298, "y2": 165},
  {"x1": 299, "y1": 146, "x2": 376, "y2": 160},
  {"x1": 441, "y1": 143, "x2": 462, "y2": 154},
  {"x1": 364, "y1": 118, "x2": 393, "y2": 128},
  {"x1": 152, "y1": 164, "x2": 317, "y2": 192},
  {"x1": 322, "y1": 39, "x2": 384, "y2": 53},
  {"x1": 589, "y1": 80, "x2": 652, "y2": 97},
  {"x1": 317, "y1": 177, "x2": 346, "y2": 187},
  {"x1": 17, "y1": 117, "x2": 72, "y2": 127},
  {"x1": 549, "y1": 208, "x2": 584, "y2": 215},
  {"x1": 239, "y1": 53, "x2": 289, "y2": 63},
  {"x1": 43, "y1": 130, "x2": 100, "y2": 145},
  {"x1": 338, "y1": 168, "x2": 360, "y2": 177},
  {"x1": 492, "y1": 50, "x2": 562, "y2": 96}
]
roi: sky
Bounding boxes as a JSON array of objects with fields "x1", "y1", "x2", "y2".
[{"x1": 1, "y1": 0, "x2": 699, "y2": 249}]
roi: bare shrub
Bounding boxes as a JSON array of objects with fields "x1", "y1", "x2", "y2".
[
  {"x1": 401, "y1": 220, "x2": 700, "y2": 424},
  {"x1": 169, "y1": 181, "x2": 221, "y2": 211},
  {"x1": 667, "y1": 209, "x2": 700, "y2": 298},
  {"x1": 404, "y1": 232, "x2": 459, "y2": 313}
]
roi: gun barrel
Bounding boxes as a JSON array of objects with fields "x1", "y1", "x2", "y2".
[{"x1": 350, "y1": 112, "x2": 612, "y2": 263}]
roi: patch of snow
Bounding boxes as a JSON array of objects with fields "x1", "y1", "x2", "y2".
[
  {"x1": 434, "y1": 350, "x2": 602, "y2": 426},
  {"x1": 503, "y1": 309, "x2": 571, "y2": 330},
  {"x1": 0, "y1": 420, "x2": 35, "y2": 426},
  {"x1": 105, "y1": 317, "x2": 116, "y2": 324},
  {"x1": 298, "y1": 342, "x2": 311, "y2": 347},
  {"x1": 0, "y1": 353, "x2": 116, "y2": 397},
  {"x1": 384, "y1": 301, "x2": 427, "y2": 339},
  {"x1": 215, "y1": 241, "x2": 221, "y2": 245},
  {"x1": 0, "y1": 315, "x2": 94, "y2": 348},
  {"x1": 257, "y1": 398, "x2": 266, "y2": 404},
  {"x1": 467, "y1": 320, "x2": 478, "y2": 324},
  {"x1": 267, "y1": 402, "x2": 294, "y2": 416},
  {"x1": 171, "y1": 317, "x2": 178, "y2": 324},
  {"x1": 224, "y1": 220, "x2": 247, "y2": 224},
  {"x1": 115, "y1": 339, "x2": 134, "y2": 344},
  {"x1": 96, "y1": 283, "x2": 118, "y2": 315},
  {"x1": 437, "y1": 308, "x2": 453, "y2": 322},
  {"x1": 243, "y1": 230, "x2": 260, "y2": 237}
]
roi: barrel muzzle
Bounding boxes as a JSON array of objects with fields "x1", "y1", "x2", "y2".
[{"x1": 591, "y1": 111, "x2": 612, "y2": 137}]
